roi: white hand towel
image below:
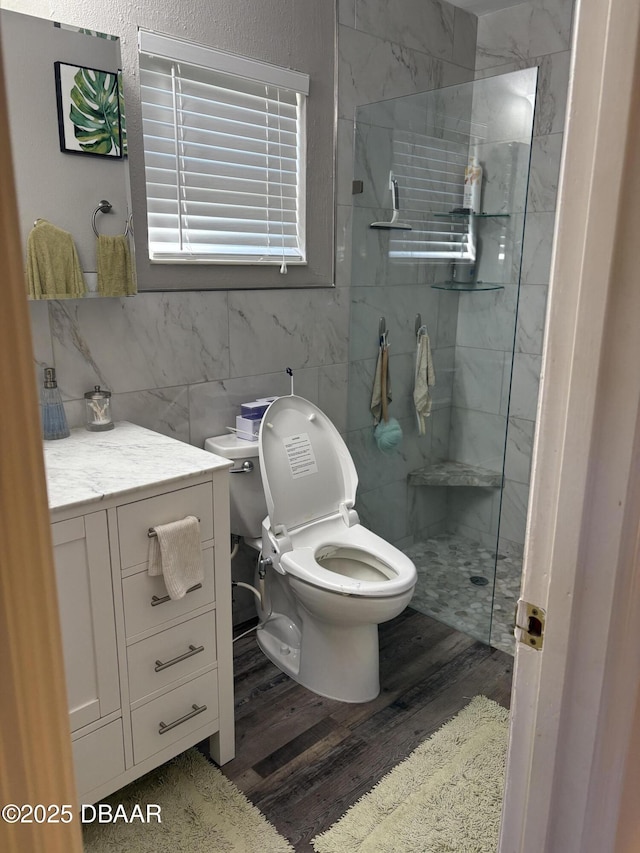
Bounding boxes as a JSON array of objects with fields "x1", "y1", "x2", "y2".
[
  {"x1": 414, "y1": 331, "x2": 436, "y2": 435},
  {"x1": 148, "y1": 515, "x2": 203, "y2": 601}
]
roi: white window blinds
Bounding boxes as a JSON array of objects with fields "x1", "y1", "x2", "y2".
[
  {"x1": 138, "y1": 30, "x2": 308, "y2": 265},
  {"x1": 389, "y1": 130, "x2": 473, "y2": 261}
]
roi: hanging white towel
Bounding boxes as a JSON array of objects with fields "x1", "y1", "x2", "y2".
[
  {"x1": 414, "y1": 328, "x2": 436, "y2": 435},
  {"x1": 370, "y1": 342, "x2": 392, "y2": 425},
  {"x1": 148, "y1": 515, "x2": 203, "y2": 601}
]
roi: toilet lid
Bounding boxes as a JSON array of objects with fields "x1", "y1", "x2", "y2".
[{"x1": 259, "y1": 396, "x2": 358, "y2": 533}]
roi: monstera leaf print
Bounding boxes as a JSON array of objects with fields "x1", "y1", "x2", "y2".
[{"x1": 68, "y1": 68, "x2": 121, "y2": 156}]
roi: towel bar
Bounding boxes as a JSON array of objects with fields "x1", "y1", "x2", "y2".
[
  {"x1": 92, "y1": 199, "x2": 132, "y2": 237},
  {"x1": 148, "y1": 517, "x2": 201, "y2": 538}
]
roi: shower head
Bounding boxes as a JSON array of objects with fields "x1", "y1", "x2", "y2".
[{"x1": 370, "y1": 174, "x2": 412, "y2": 230}]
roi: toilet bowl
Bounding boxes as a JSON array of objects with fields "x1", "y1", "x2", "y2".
[{"x1": 206, "y1": 395, "x2": 416, "y2": 703}]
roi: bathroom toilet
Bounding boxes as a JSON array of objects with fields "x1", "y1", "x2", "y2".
[{"x1": 206, "y1": 395, "x2": 416, "y2": 703}]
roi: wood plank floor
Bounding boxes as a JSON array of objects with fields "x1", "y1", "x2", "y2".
[{"x1": 219, "y1": 608, "x2": 513, "y2": 852}]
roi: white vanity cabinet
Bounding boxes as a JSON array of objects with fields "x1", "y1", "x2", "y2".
[{"x1": 44, "y1": 423, "x2": 234, "y2": 805}]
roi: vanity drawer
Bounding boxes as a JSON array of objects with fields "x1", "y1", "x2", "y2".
[
  {"x1": 131, "y1": 670, "x2": 219, "y2": 764},
  {"x1": 117, "y1": 483, "x2": 214, "y2": 570},
  {"x1": 72, "y1": 719, "x2": 125, "y2": 800},
  {"x1": 122, "y1": 547, "x2": 215, "y2": 638},
  {"x1": 128, "y1": 611, "x2": 217, "y2": 702}
]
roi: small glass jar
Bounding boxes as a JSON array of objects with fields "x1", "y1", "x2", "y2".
[{"x1": 84, "y1": 386, "x2": 114, "y2": 431}]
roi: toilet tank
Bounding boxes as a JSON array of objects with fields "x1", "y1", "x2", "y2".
[{"x1": 204, "y1": 434, "x2": 265, "y2": 541}]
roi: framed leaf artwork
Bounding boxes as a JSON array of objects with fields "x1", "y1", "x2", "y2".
[{"x1": 54, "y1": 61, "x2": 123, "y2": 158}]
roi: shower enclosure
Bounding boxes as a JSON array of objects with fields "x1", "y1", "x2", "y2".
[{"x1": 346, "y1": 69, "x2": 537, "y2": 653}]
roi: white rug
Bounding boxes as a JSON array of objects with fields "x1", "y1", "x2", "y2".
[
  {"x1": 312, "y1": 695, "x2": 509, "y2": 853},
  {"x1": 83, "y1": 748, "x2": 294, "y2": 852}
]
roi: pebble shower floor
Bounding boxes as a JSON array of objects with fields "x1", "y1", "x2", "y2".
[{"x1": 404, "y1": 532, "x2": 522, "y2": 654}]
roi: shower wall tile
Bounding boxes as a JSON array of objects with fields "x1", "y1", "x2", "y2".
[
  {"x1": 351, "y1": 207, "x2": 419, "y2": 287},
  {"x1": 337, "y1": 119, "x2": 357, "y2": 208},
  {"x1": 435, "y1": 291, "x2": 460, "y2": 349},
  {"x1": 504, "y1": 416, "x2": 536, "y2": 485},
  {"x1": 455, "y1": 286, "x2": 519, "y2": 352},
  {"x1": 508, "y1": 353, "x2": 542, "y2": 421},
  {"x1": 355, "y1": 0, "x2": 456, "y2": 63},
  {"x1": 408, "y1": 483, "x2": 449, "y2": 540},
  {"x1": 475, "y1": 0, "x2": 574, "y2": 71},
  {"x1": 453, "y1": 347, "x2": 506, "y2": 415},
  {"x1": 339, "y1": 0, "x2": 356, "y2": 27},
  {"x1": 429, "y1": 406, "x2": 452, "y2": 461},
  {"x1": 50, "y1": 292, "x2": 230, "y2": 400},
  {"x1": 448, "y1": 487, "x2": 497, "y2": 537},
  {"x1": 353, "y1": 122, "x2": 394, "y2": 209},
  {"x1": 29, "y1": 302, "x2": 54, "y2": 387},
  {"x1": 475, "y1": 52, "x2": 571, "y2": 139},
  {"x1": 515, "y1": 284, "x2": 548, "y2": 355},
  {"x1": 498, "y1": 479, "x2": 530, "y2": 545},
  {"x1": 348, "y1": 357, "x2": 378, "y2": 431},
  {"x1": 338, "y1": 26, "x2": 472, "y2": 123},
  {"x1": 188, "y1": 368, "x2": 321, "y2": 450},
  {"x1": 335, "y1": 204, "x2": 353, "y2": 287},
  {"x1": 348, "y1": 419, "x2": 422, "y2": 494},
  {"x1": 527, "y1": 133, "x2": 563, "y2": 212},
  {"x1": 318, "y1": 362, "x2": 349, "y2": 434},
  {"x1": 228, "y1": 288, "x2": 349, "y2": 378},
  {"x1": 449, "y1": 408, "x2": 508, "y2": 473},
  {"x1": 349, "y1": 285, "x2": 441, "y2": 360},
  {"x1": 453, "y1": 8, "x2": 478, "y2": 71},
  {"x1": 520, "y1": 211, "x2": 556, "y2": 285},
  {"x1": 357, "y1": 478, "x2": 412, "y2": 545},
  {"x1": 111, "y1": 386, "x2": 190, "y2": 443}
]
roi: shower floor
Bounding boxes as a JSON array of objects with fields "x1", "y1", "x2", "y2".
[{"x1": 404, "y1": 532, "x2": 522, "y2": 654}]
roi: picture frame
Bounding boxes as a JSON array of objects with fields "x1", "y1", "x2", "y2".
[{"x1": 54, "y1": 61, "x2": 123, "y2": 158}]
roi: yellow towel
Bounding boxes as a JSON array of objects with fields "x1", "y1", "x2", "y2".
[
  {"x1": 370, "y1": 344, "x2": 392, "y2": 426},
  {"x1": 97, "y1": 234, "x2": 136, "y2": 297},
  {"x1": 414, "y1": 330, "x2": 436, "y2": 435},
  {"x1": 26, "y1": 219, "x2": 86, "y2": 299}
]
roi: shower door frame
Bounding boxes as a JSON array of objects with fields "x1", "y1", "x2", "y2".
[{"x1": 500, "y1": 0, "x2": 640, "y2": 848}]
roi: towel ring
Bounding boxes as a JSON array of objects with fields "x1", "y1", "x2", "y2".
[{"x1": 92, "y1": 199, "x2": 132, "y2": 237}]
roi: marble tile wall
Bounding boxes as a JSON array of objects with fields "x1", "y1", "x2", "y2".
[
  {"x1": 341, "y1": 0, "x2": 478, "y2": 543},
  {"x1": 28, "y1": 0, "x2": 477, "y2": 624},
  {"x1": 475, "y1": 0, "x2": 575, "y2": 560}
]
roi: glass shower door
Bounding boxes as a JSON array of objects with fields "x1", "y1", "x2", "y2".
[{"x1": 346, "y1": 68, "x2": 537, "y2": 651}]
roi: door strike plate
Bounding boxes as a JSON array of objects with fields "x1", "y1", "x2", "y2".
[{"x1": 514, "y1": 599, "x2": 546, "y2": 650}]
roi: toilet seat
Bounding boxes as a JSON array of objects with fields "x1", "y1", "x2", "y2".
[
  {"x1": 259, "y1": 396, "x2": 416, "y2": 598},
  {"x1": 259, "y1": 395, "x2": 358, "y2": 534},
  {"x1": 280, "y1": 519, "x2": 417, "y2": 598}
]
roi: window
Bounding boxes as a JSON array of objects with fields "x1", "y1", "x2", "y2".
[{"x1": 138, "y1": 30, "x2": 309, "y2": 266}]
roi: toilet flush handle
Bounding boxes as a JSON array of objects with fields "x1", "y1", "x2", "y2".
[{"x1": 229, "y1": 460, "x2": 254, "y2": 474}]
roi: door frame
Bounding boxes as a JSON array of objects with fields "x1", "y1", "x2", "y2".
[{"x1": 499, "y1": 0, "x2": 640, "y2": 849}]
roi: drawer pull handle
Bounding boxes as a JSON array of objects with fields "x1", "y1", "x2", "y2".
[
  {"x1": 155, "y1": 644, "x2": 205, "y2": 672},
  {"x1": 151, "y1": 582, "x2": 202, "y2": 607},
  {"x1": 158, "y1": 702, "x2": 207, "y2": 735},
  {"x1": 148, "y1": 517, "x2": 201, "y2": 538}
]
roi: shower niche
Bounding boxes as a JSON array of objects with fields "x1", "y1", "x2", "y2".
[{"x1": 346, "y1": 68, "x2": 538, "y2": 653}]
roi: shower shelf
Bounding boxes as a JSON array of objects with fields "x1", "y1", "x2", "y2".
[
  {"x1": 408, "y1": 460, "x2": 503, "y2": 488},
  {"x1": 432, "y1": 282, "x2": 505, "y2": 292}
]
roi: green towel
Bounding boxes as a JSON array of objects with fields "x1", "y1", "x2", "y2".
[
  {"x1": 97, "y1": 234, "x2": 137, "y2": 297},
  {"x1": 26, "y1": 219, "x2": 86, "y2": 299}
]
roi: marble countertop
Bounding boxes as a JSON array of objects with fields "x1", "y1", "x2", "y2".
[{"x1": 44, "y1": 421, "x2": 231, "y2": 512}]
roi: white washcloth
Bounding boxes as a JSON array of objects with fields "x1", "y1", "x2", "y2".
[
  {"x1": 148, "y1": 516, "x2": 203, "y2": 601},
  {"x1": 414, "y1": 329, "x2": 436, "y2": 435},
  {"x1": 370, "y1": 344, "x2": 392, "y2": 425}
]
